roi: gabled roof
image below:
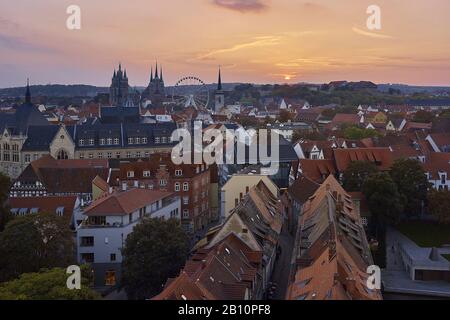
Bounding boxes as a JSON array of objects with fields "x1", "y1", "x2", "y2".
[
  {"x1": 423, "y1": 152, "x2": 450, "y2": 179},
  {"x1": 153, "y1": 233, "x2": 260, "y2": 300},
  {"x1": 287, "y1": 175, "x2": 382, "y2": 300},
  {"x1": 333, "y1": 148, "x2": 393, "y2": 172},
  {"x1": 15, "y1": 155, "x2": 109, "y2": 194},
  {"x1": 299, "y1": 159, "x2": 337, "y2": 183},
  {"x1": 288, "y1": 175, "x2": 320, "y2": 204},
  {"x1": 84, "y1": 188, "x2": 174, "y2": 216},
  {"x1": 9, "y1": 196, "x2": 77, "y2": 220}
]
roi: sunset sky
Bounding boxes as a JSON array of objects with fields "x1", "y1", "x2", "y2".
[{"x1": 1, "y1": 0, "x2": 450, "y2": 87}]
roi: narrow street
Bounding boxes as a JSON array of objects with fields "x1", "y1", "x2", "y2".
[{"x1": 270, "y1": 225, "x2": 295, "y2": 300}]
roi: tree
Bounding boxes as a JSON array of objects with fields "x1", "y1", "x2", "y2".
[
  {"x1": 0, "y1": 212, "x2": 75, "y2": 282},
  {"x1": 291, "y1": 130, "x2": 326, "y2": 143},
  {"x1": 413, "y1": 110, "x2": 433, "y2": 123},
  {"x1": 390, "y1": 159, "x2": 429, "y2": 217},
  {"x1": 363, "y1": 172, "x2": 405, "y2": 226},
  {"x1": 342, "y1": 161, "x2": 378, "y2": 192},
  {"x1": 428, "y1": 189, "x2": 450, "y2": 224},
  {"x1": 342, "y1": 126, "x2": 380, "y2": 140},
  {"x1": 278, "y1": 109, "x2": 292, "y2": 123},
  {"x1": 121, "y1": 218, "x2": 190, "y2": 300},
  {"x1": 0, "y1": 172, "x2": 11, "y2": 231},
  {"x1": 0, "y1": 266, "x2": 100, "y2": 300}
]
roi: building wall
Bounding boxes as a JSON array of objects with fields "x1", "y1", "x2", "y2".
[
  {"x1": 0, "y1": 130, "x2": 27, "y2": 179},
  {"x1": 77, "y1": 196, "x2": 181, "y2": 289},
  {"x1": 221, "y1": 175, "x2": 278, "y2": 219}
]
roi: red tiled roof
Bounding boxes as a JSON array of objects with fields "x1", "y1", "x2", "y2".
[
  {"x1": 333, "y1": 148, "x2": 393, "y2": 172},
  {"x1": 84, "y1": 188, "x2": 174, "y2": 216},
  {"x1": 299, "y1": 159, "x2": 337, "y2": 184},
  {"x1": 9, "y1": 196, "x2": 77, "y2": 220},
  {"x1": 423, "y1": 152, "x2": 450, "y2": 179},
  {"x1": 153, "y1": 233, "x2": 260, "y2": 300}
]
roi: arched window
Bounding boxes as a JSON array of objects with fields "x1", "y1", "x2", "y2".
[{"x1": 57, "y1": 149, "x2": 69, "y2": 160}]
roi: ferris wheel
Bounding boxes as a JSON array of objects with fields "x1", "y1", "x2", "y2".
[{"x1": 171, "y1": 76, "x2": 210, "y2": 109}]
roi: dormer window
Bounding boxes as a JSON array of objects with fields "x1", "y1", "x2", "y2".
[
  {"x1": 175, "y1": 170, "x2": 183, "y2": 177},
  {"x1": 79, "y1": 139, "x2": 85, "y2": 146},
  {"x1": 135, "y1": 137, "x2": 141, "y2": 144},
  {"x1": 89, "y1": 139, "x2": 95, "y2": 146},
  {"x1": 128, "y1": 137, "x2": 134, "y2": 144},
  {"x1": 142, "y1": 137, "x2": 148, "y2": 144},
  {"x1": 100, "y1": 138, "x2": 105, "y2": 146},
  {"x1": 155, "y1": 137, "x2": 161, "y2": 144},
  {"x1": 114, "y1": 138, "x2": 120, "y2": 145},
  {"x1": 143, "y1": 171, "x2": 151, "y2": 178},
  {"x1": 127, "y1": 171, "x2": 134, "y2": 178},
  {"x1": 107, "y1": 138, "x2": 113, "y2": 145}
]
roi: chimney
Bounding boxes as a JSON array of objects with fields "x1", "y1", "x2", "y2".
[{"x1": 122, "y1": 182, "x2": 127, "y2": 192}]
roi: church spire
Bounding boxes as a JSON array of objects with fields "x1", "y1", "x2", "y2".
[
  {"x1": 155, "y1": 61, "x2": 159, "y2": 79},
  {"x1": 160, "y1": 66, "x2": 163, "y2": 82},
  {"x1": 25, "y1": 78, "x2": 31, "y2": 103},
  {"x1": 150, "y1": 67, "x2": 153, "y2": 82},
  {"x1": 217, "y1": 67, "x2": 222, "y2": 91}
]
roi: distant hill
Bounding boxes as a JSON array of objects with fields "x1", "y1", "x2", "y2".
[
  {"x1": 0, "y1": 85, "x2": 109, "y2": 98},
  {"x1": 0, "y1": 83, "x2": 239, "y2": 98},
  {"x1": 378, "y1": 84, "x2": 450, "y2": 94}
]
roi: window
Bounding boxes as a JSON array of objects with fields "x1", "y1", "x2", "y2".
[
  {"x1": 161, "y1": 137, "x2": 167, "y2": 144},
  {"x1": 135, "y1": 137, "x2": 141, "y2": 144},
  {"x1": 100, "y1": 138, "x2": 105, "y2": 145},
  {"x1": 126, "y1": 152, "x2": 131, "y2": 158},
  {"x1": 183, "y1": 197, "x2": 189, "y2": 205},
  {"x1": 105, "y1": 271, "x2": 116, "y2": 286},
  {"x1": 116, "y1": 152, "x2": 121, "y2": 159},
  {"x1": 25, "y1": 154, "x2": 31, "y2": 163},
  {"x1": 183, "y1": 182, "x2": 189, "y2": 191},
  {"x1": 57, "y1": 149, "x2": 68, "y2": 160},
  {"x1": 183, "y1": 209, "x2": 189, "y2": 218},
  {"x1": 81, "y1": 237, "x2": 94, "y2": 247},
  {"x1": 107, "y1": 138, "x2": 113, "y2": 145},
  {"x1": 143, "y1": 171, "x2": 151, "y2": 178},
  {"x1": 89, "y1": 153, "x2": 94, "y2": 159},
  {"x1": 136, "y1": 151, "x2": 141, "y2": 158},
  {"x1": 361, "y1": 217, "x2": 368, "y2": 226},
  {"x1": 155, "y1": 137, "x2": 161, "y2": 144},
  {"x1": 110, "y1": 254, "x2": 116, "y2": 262},
  {"x1": 89, "y1": 139, "x2": 94, "y2": 146},
  {"x1": 175, "y1": 183, "x2": 180, "y2": 192},
  {"x1": 142, "y1": 137, "x2": 148, "y2": 144},
  {"x1": 79, "y1": 139, "x2": 84, "y2": 146},
  {"x1": 79, "y1": 153, "x2": 85, "y2": 159},
  {"x1": 81, "y1": 253, "x2": 94, "y2": 263},
  {"x1": 127, "y1": 171, "x2": 134, "y2": 178},
  {"x1": 107, "y1": 152, "x2": 112, "y2": 159},
  {"x1": 98, "y1": 153, "x2": 103, "y2": 159},
  {"x1": 128, "y1": 137, "x2": 134, "y2": 144},
  {"x1": 160, "y1": 179, "x2": 167, "y2": 187},
  {"x1": 114, "y1": 138, "x2": 120, "y2": 145},
  {"x1": 175, "y1": 170, "x2": 183, "y2": 176}
]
